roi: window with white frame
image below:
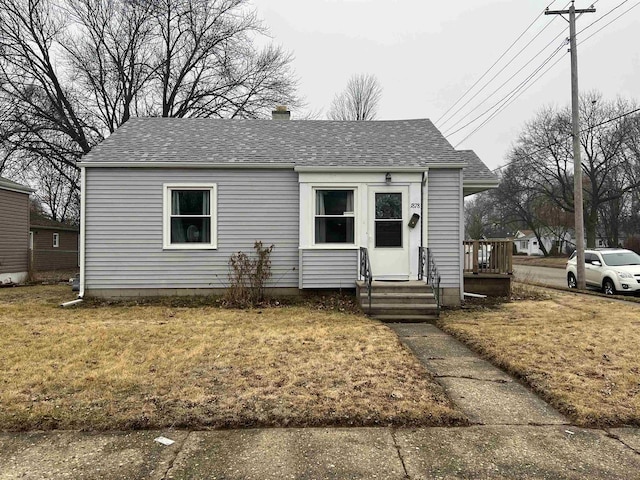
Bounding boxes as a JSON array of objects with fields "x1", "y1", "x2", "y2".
[
  {"x1": 53, "y1": 232, "x2": 59, "y2": 248},
  {"x1": 164, "y1": 185, "x2": 216, "y2": 249},
  {"x1": 314, "y1": 189, "x2": 355, "y2": 244}
]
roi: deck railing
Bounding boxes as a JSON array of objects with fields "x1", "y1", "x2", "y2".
[{"x1": 463, "y1": 240, "x2": 513, "y2": 275}]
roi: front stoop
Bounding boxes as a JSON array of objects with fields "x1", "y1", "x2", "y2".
[{"x1": 356, "y1": 280, "x2": 439, "y2": 322}]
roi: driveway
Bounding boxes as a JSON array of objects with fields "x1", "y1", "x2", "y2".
[{"x1": 513, "y1": 265, "x2": 567, "y2": 288}]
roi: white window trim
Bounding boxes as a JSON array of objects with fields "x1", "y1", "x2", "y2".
[
  {"x1": 53, "y1": 232, "x2": 59, "y2": 248},
  {"x1": 163, "y1": 183, "x2": 217, "y2": 250},
  {"x1": 312, "y1": 186, "x2": 358, "y2": 248}
]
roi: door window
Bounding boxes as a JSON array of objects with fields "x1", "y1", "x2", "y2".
[{"x1": 375, "y1": 193, "x2": 402, "y2": 247}]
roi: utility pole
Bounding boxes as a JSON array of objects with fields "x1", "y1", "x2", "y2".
[{"x1": 545, "y1": 2, "x2": 595, "y2": 289}]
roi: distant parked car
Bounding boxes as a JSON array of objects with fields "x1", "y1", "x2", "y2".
[{"x1": 566, "y1": 248, "x2": 640, "y2": 294}]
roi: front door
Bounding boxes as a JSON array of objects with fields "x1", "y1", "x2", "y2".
[{"x1": 368, "y1": 186, "x2": 410, "y2": 280}]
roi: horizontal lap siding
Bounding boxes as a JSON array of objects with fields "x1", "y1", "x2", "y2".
[
  {"x1": 85, "y1": 168, "x2": 299, "y2": 289},
  {"x1": 31, "y1": 229, "x2": 79, "y2": 271},
  {"x1": 301, "y1": 249, "x2": 358, "y2": 288},
  {"x1": 427, "y1": 170, "x2": 462, "y2": 288},
  {"x1": 0, "y1": 189, "x2": 29, "y2": 275}
]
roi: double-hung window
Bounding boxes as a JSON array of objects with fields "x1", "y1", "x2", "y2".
[
  {"x1": 163, "y1": 184, "x2": 217, "y2": 249},
  {"x1": 314, "y1": 189, "x2": 355, "y2": 244}
]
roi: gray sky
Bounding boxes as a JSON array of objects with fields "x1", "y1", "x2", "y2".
[{"x1": 255, "y1": 0, "x2": 640, "y2": 170}]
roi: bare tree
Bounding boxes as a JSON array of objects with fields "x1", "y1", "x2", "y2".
[
  {"x1": 328, "y1": 73, "x2": 382, "y2": 121},
  {"x1": 0, "y1": 0, "x2": 299, "y2": 216},
  {"x1": 492, "y1": 162, "x2": 552, "y2": 256},
  {"x1": 505, "y1": 92, "x2": 640, "y2": 247},
  {"x1": 0, "y1": 0, "x2": 99, "y2": 193},
  {"x1": 150, "y1": 0, "x2": 297, "y2": 118}
]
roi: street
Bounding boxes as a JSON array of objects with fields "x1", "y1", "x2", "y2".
[{"x1": 513, "y1": 265, "x2": 568, "y2": 289}]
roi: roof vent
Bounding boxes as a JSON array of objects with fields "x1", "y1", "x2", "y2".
[{"x1": 272, "y1": 106, "x2": 290, "y2": 120}]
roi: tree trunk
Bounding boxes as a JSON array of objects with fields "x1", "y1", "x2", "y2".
[{"x1": 585, "y1": 207, "x2": 598, "y2": 248}]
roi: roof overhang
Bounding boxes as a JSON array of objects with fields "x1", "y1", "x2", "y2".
[
  {"x1": 79, "y1": 161, "x2": 470, "y2": 171},
  {"x1": 0, "y1": 180, "x2": 34, "y2": 194},
  {"x1": 295, "y1": 163, "x2": 467, "y2": 173},
  {"x1": 79, "y1": 161, "x2": 295, "y2": 169},
  {"x1": 463, "y1": 180, "x2": 500, "y2": 197},
  {"x1": 31, "y1": 224, "x2": 79, "y2": 232}
]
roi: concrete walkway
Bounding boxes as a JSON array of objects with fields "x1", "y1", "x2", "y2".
[
  {"x1": 388, "y1": 323, "x2": 566, "y2": 426},
  {"x1": 1, "y1": 323, "x2": 640, "y2": 479}
]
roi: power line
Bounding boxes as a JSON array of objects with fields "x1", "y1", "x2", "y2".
[
  {"x1": 441, "y1": 24, "x2": 569, "y2": 134},
  {"x1": 435, "y1": 0, "x2": 563, "y2": 127},
  {"x1": 451, "y1": 1, "x2": 636, "y2": 146},
  {"x1": 454, "y1": 49, "x2": 570, "y2": 148},
  {"x1": 490, "y1": 106, "x2": 640, "y2": 173},
  {"x1": 577, "y1": 0, "x2": 630, "y2": 35},
  {"x1": 439, "y1": 6, "x2": 569, "y2": 131},
  {"x1": 579, "y1": 1, "x2": 640, "y2": 44},
  {"x1": 445, "y1": 40, "x2": 568, "y2": 138}
]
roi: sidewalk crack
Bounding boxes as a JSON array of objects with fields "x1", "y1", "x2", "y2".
[
  {"x1": 160, "y1": 431, "x2": 191, "y2": 480},
  {"x1": 391, "y1": 429, "x2": 411, "y2": 479},
  {"x1": 433, "y1": 374, "x2": 510, "y2": 384},
  {"x1": 605, "y1": 430, "x2": 640, "y2": 456}
]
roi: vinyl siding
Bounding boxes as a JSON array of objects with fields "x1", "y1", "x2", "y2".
[
  {"x1": 85, "y1": 168, "x2": 299, "y2": 290},
  {"x1": 0, "y1": 188, "x2": 29, "y2": 275},
  {"x1": 300, "y1": 249, "x2": 358, "y2": 289},
  {"x1": 427, "y1": 169, "x2": 462, "y2": 288}
]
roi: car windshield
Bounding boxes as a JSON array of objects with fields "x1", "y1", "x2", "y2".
[{"x1": 601, "y1": 251, "x2": 640, "y2": 267}]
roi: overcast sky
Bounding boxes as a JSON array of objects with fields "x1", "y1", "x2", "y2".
[{"x1": 255, "y1": 0, "x2": 640, "y2": 170}]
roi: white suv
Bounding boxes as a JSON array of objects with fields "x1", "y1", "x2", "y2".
[{"x1": 566, "y1": 248, "x2": 640, "y2": 294}]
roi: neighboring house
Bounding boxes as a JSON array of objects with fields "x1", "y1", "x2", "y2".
[
  {"x1": 78, "y1": 114, "x2": 498, "y2": 306},
  {"x1": 515, "y1": 229, "x2": 572, "y2": 256},
  {"x1": 30, "y1": 213, "x2": 79, "y2": 271},
  {"x1": 0, "y1": 177, "x2": 33, "y2": 284}
]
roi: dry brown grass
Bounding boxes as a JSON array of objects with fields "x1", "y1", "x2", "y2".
[
  {"x1": 0, "y1": 285, "x2": 464, "y2": 431},
  {"x1": 512, "y1": 256, "x2": 568, "y2": 269},
  {"x1": 440, "y1": 287, "x2": 640, "y2": 427}
]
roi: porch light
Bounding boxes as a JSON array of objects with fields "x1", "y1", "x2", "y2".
[{"x1": 385, "y1": 172, "x2": 392, "y2": 185}]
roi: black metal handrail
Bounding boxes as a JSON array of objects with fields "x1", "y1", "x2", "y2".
[
  {"x1": 419, "y1": 246, "x2": 441, "y2": 311},
  {"x1": 359, "y1": 247, "x2": 373, "y2": 312}
]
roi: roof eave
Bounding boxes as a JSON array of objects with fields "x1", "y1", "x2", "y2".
[
  {"x1": 463, "y1": 180, "x2": 500, "y2": 197},
  {"x1": 79, "y1": 161, "x2": 296, "y2": 169},
  {"x1": 0, "y1": 181, "x2": 34, "y2": 195}
]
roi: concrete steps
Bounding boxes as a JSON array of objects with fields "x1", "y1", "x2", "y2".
[{"x1": 356, "y1": 280, "x2": 439, "y2": 322}]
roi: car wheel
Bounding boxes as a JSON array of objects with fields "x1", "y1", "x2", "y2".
[
  {"x1": 567, "y1": 273, "x2": 577, "y2": 289},
  {"x1": 603, "y1": 278, "x2": 616, "y2": 295}
]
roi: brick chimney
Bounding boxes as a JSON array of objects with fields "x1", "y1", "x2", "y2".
[{"x1": 272, "y1": 105, "x2": 291, "y2": 120}]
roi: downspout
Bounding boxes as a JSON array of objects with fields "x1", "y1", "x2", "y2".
[{"x1": 79, "y1": 165, "x2": 86, "y2": 298}]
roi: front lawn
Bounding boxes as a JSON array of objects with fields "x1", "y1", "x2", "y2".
[
  {"x1": 0, "y1": 285, "x2": 464, "y2": 431},
  {"x1": 440, "y1": 288, "x2": 640, "y2": 427},
  {"x1": 512, "y1": 255, "x2": 568, "y2": 269}
]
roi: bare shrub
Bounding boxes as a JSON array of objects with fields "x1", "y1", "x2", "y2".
[{"x1": 225, "y1": 241, "x2": 274, "y2": 308}]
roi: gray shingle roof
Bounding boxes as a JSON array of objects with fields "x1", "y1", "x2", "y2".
[
  {"x1": 30, "y1": 212, "x2": 79, "y2": 231},
  {"x1": 458, "y1": 150, "x2": 498, "y2": 183},
  {"x1": 81, "y1": 117, "x2": 496, "y2": 182}
]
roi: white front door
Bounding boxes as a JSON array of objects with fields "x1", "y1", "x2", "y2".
[{"x1": 368, "y1": 186, "x2": 410, "y2": 280}]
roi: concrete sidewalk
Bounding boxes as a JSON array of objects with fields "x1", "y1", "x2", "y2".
[
  {"x1": 2, "y1": 323, "x2": 639, "y2": 479},
  {"x1": 1, "y1": 426, "x2": 640, "y2": 479}
]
